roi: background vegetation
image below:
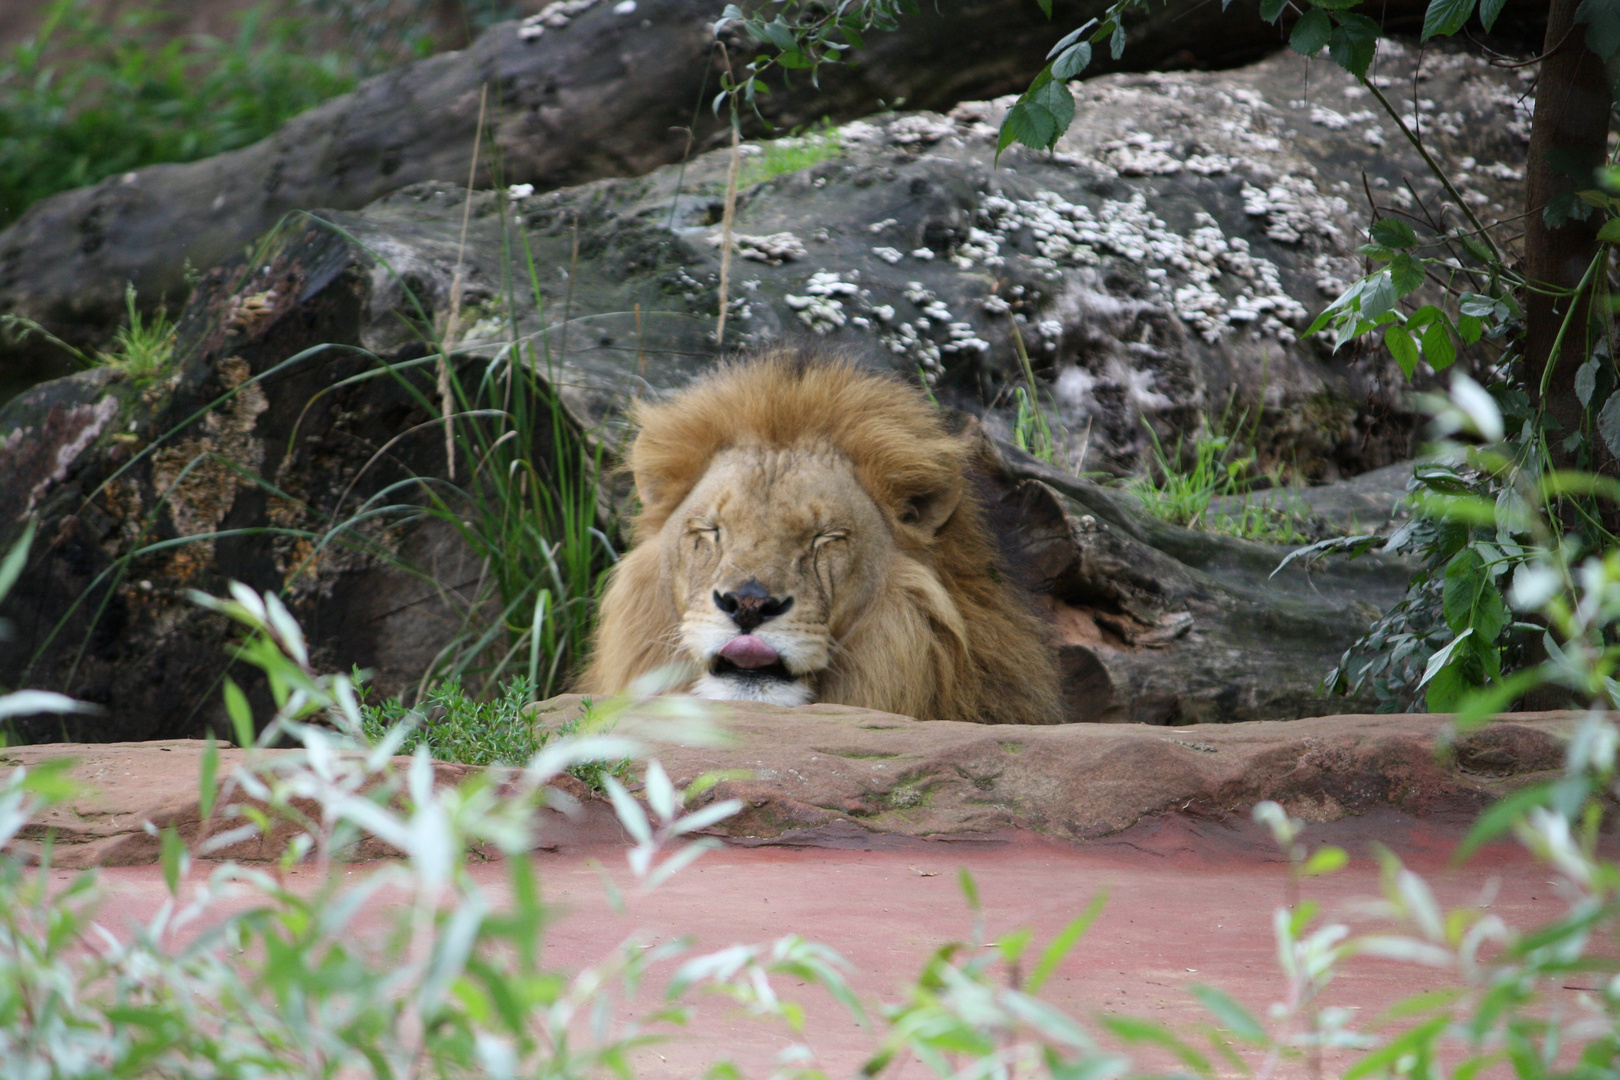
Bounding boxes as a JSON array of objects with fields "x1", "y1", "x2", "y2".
[{"x1": 0, "y1": 0, "x2": 531, "y2": 228}]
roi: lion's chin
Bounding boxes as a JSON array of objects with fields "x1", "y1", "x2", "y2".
[{"x1": 692, "y1": 670, "x2": 815, "y2": 707}]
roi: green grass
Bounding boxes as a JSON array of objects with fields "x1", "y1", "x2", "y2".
[
  {"x1": 0, "y1": 0, "x2": 364, "y2": 227},
  {"x1": 356, "y1": 672, "x2": 631, "y2": 788},
  {"x1": 98, "y1": 285, "x2": 176, "y2": 382},
  {"x1": 739, "y1": 121, "x2": 844, "y2": 188},
  {"x1": 1127, "y1": 423, "x2": 1312, "y2": 545}
]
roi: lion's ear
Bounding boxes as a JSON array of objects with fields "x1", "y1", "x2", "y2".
[{"x1": 897, "y1": 479, "x2": 962, "y2": 537}]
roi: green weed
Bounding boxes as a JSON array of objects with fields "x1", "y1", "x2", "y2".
[
  {"x1": 1128, "y1": 423, "x2": 1311, "y2": 545},
  {"x1": 356, "y1": 672, "x2": 632, "y2": 788},
  {"x1": 739, "y1": 122, "x2": 844, "y2": 188},
  {"x1": 98, "y1": 284, "x2": 176, "y2": 382},
  {"x1": 1009, "y1": 323, "x2": 1060, "y2": 465}
]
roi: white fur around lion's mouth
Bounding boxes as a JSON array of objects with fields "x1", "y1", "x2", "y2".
[
  {"x1": 693, "y1": 669, "x2": 815, "y2": 707},
  {"x1": 693, "y1": 652, "x2": 816, "y2": 707}
]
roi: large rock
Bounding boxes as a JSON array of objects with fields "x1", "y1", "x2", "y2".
[
  {"x1": 0, "y1": 1, "x2": 1545, "y2": 397},
  {"x1": 0, "y1": 704, "x2": 1572, "y2": 863},
  {"x1": 5, "y1": 41, "x2": 1537, "y2": 738}
]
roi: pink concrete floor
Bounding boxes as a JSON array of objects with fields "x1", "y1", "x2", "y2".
[{"x1": 73, "y1": 813, "x2": 1574, "y2": 1077}]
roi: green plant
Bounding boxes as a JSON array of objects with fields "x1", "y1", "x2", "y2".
[
  {"x1": 100, "y1": 283, "x2": 177, "y2": 381},
  {"x1": 0, "y1": 582, "x2": 880, "y2": 1078},
  {"x1": 1, "y1": 283, "x2": 175, "y2": 380},
  {"x1": 357, "y1": 671, "x2": 633, "y2": 788},
  {"x1": 1010, "y1": 325, "x2": 1060, "y2": 466},
  {"x1": 1128, "y1": 419, "x2": 1313, "y2": 545},
  {"x1": 16, "y1": 578, "x2": 1620, "y2": 1078},
  {"x1": 738, "y1": 121, "x2": 844, "y2": 187},
  {"x1": 0, "y1": 1, "x2": 365, "y2": 227}
]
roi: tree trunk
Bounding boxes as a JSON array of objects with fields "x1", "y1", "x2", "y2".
[{"x1": 1524, "y1": 0, "x2": 1614, "y2": 472}]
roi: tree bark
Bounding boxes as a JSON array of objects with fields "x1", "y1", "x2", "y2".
[{"x1": 1524, "y1": 0, "x2": 1614, "y2": 471}]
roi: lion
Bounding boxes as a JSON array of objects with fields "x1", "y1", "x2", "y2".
[{"x1": 577, "y1": 349, "x2": 1063, "y2": 724}]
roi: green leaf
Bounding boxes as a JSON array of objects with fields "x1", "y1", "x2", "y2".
[
  {"x1": 1302, "y1": 845, "x2": 1349, "y2": 877},
  {"x1": 1259, "y1": 0, "x2": 1287, "y2": 21},
  {"x1": 1385, "y1": 324, "x2": 1419, "y2": 378},
  {"x1": 1109, "y1": 21, "x2": 1126, "y2": 59},
  {"x1": 1290, "y1": 8, "x2": 1333, "y2": 54},
  {"x1": 1344, "y1": 1018, "x2": 1451, "y2": 1080},
  {"x1": 1047, "y1": 20, "x2": 1097, "y2": 58},
  {"x1": 0, "y1": 517, "x2": 35, "y2": 605},
  {"x1": 1328, "y1": 14, "x2": 1381, "y2": 76},
  {"x1": 1420, "y1": 319, "x2": 1456, "y2": 370},
  {"x1": 1576, "y1": 356, "x2": 1600, "y2": 406},
  {"x1": 1424, "y1": 658, "x2": 1472, "y2": 711},
  {"x1": 1371, "y1": 218, "x2": 1419, "y2": 249},
  {"x1": 1389, "y1": 252, "x2": 1426, "y2": 295},
  {"x1": 1457, "y1": 780, "x2": 1554, "y2": 860},
  {"x1": 1419, "y1": 627, "x2": 1474, "y2": 690},
  {"x1": 1361, "y1": 272, "x2": 1397, "y2": 320},
  {"x1": 998, "y1": 102, "x2": 1054, "y2": 160},
  {"x1": 958, "y1": 867, "x2": 981, "y2": 912},
  {"x1": 199, "y1": 732, "x2": 219, "y2": 820},
  {"x1": 1027, "y1": 891, "x2": 1107, "y2": 993},
  {"x1": 1443, "y1": 547, "x2": 1509, "y2": 643},
  {"x1": 1597, "y1": 217, "x2": 1620, "y2": 242},
  {"x1": 998, "y1": 72, "x2": 1075, "y2": 159},
  {"x1": 223, "y1": 677, "x2": 255, "y2": 747},
  {"x1": 1478, "y1": 0, "x2": 1506, "y2": 29},
  {"x1": 1098, "y1": 1015, "x2": 1213, "y2": 1075},
  {"x1": 1190, "y1": 984, "x2": 1267, "y2": 1042},
  {"x1": 1405, "y1": 304, "x2": 1443, "y2": 329},
  {"x1": 1599, "y1": 390, "x2": 1620, "y2": 460},
  {"x1": 1457, "y1": 312, "x2": 1483, "y2": 344},
  {"x1": 761, "y1": 18, "x2": 797, "y2": 50},
  {"x1": 1035, "y1": 0, "x2": 1052, "y2": 16},
  {"x1": 160, "y1": 825, "x2": 185, "y2": 897},
  {"x1": 1422, "y1": 0, "x2": 1475, "y2": 40},
  {"x1": 1461, "y1": 231, "x2": 1494, "y2": 262},
  {"x1": 1052, "y1": 41, "x2": 1092, "y2": 80}
]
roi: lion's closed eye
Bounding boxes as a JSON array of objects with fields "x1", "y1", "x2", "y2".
[{"x1": 812, "y1": 530, "x2": 848, "y2": 549}]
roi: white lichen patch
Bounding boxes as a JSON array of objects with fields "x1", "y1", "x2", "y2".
[
  {"x1": 886, "y1": 114, "x2": 957, "y2": 147},
  {"x1": 872, "y1": 246, "x2": 904, "y2": 264},
  {"x1": 1239, "y1": 177, "x2": 1348, "y2": 245},
  {"x1": 518, "y1": 0, "x2": 598, "y2": 38},
  {"x1": 726, "y1": 232, "x2": 807, "y2": 264},
  {"x1": 784, "y1": 270, "x2": 858, "y2": 333},
  {"x1": 970, "y1": 189, "x2": 1310, "y2": 344}
]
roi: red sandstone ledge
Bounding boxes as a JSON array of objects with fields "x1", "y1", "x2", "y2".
[{"x1": 0, "y1": 700, "x2": 1579, "y2": 867}]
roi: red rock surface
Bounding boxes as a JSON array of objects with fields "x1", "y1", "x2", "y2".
[
  {"x1": 2, "y1": 707, "x2": 1587, "y2": 1075},
  {"x1": 1, "y1": 704, "x2": 1575, "y2": 865}
]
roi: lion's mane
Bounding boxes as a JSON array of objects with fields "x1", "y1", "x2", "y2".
[{"x1": 578, "y1": 349, "x2": 1063, "y2": 725}]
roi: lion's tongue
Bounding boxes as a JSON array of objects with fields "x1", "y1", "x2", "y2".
[{"x1": 718, "y1": 635, "x2": 780, "y2": 669}]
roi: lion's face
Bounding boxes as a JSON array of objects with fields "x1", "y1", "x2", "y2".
[{"x1": 660, "y1": 443, "x2": 893, "y2": 706}]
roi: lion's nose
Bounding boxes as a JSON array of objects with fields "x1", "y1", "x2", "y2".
[{"x1": 713, "y1": 579, "x2": 793, "y2": 632}]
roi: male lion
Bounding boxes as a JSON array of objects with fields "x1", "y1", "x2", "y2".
[{"x1": 578, "y1": 350, "x2": 1062, "y2": 724}]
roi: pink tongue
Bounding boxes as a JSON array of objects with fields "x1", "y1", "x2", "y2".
[{"x1": 718, "y1": 635, "x2": 781, "y2": 669}]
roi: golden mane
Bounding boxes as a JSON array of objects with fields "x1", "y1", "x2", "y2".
[{"x1": 578, "y1": 348, "x2": 1063, "y2": 725}]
